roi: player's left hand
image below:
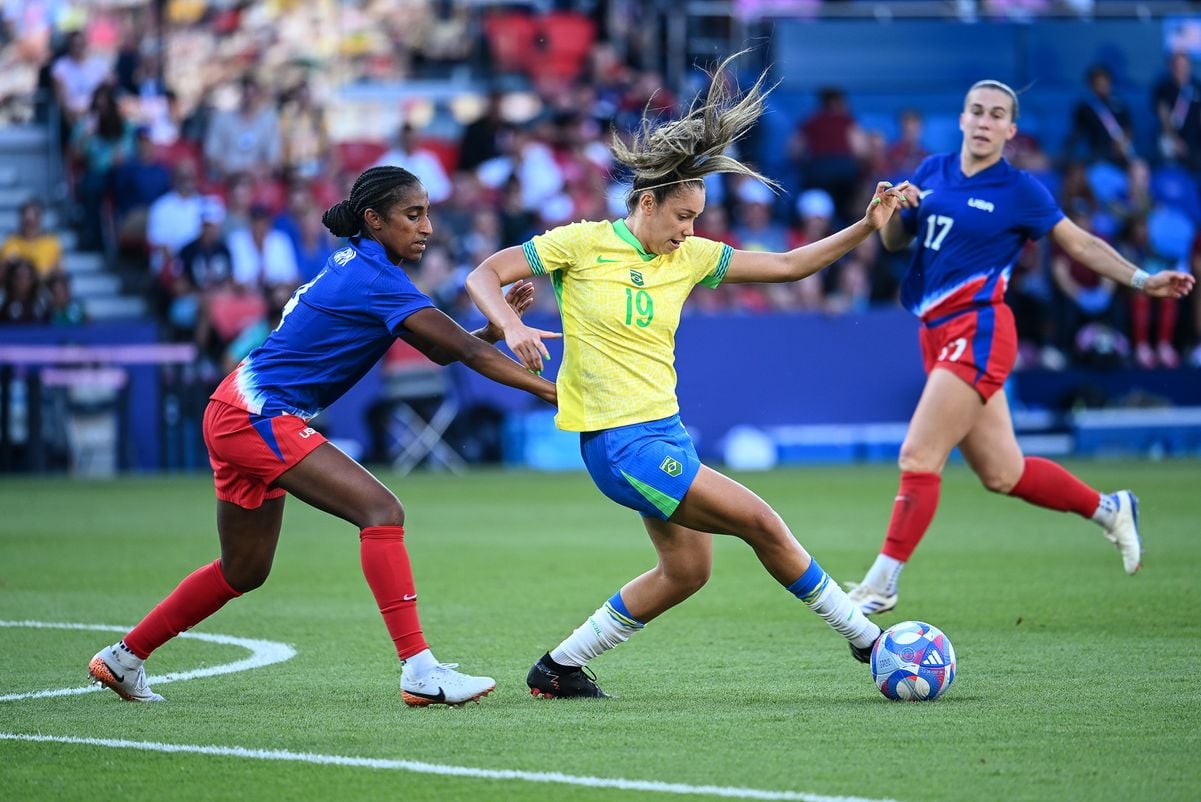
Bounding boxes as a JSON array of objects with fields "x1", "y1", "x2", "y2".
[
  {"x1": 483, "y1": 280, "x2": 536, "y2": 342},
  {"x1": 1144, "y1": 271, "x2": 1196, "y2": 299},
  {"x1": 864, "y1": 180, "x2": 910, "y2": 229}
]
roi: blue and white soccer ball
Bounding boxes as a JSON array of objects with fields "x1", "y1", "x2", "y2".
[{"x1": 870, "y1": 620, "x2": 956, "y2": 701}]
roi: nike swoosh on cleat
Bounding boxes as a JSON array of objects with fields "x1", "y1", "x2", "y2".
[{"x1": 405, "y1": 687, "x2": 446, "y2": 703}]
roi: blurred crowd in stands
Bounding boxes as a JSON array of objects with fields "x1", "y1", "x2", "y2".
[{"x1": 2, "y1": 1, "x2": 1201, "y2": 374}]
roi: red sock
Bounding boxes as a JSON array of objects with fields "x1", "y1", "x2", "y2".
[
  {"x1": 360, "y1": 525, "x2": 427, "y2": 660},
  {"x1": 881, "y1": 471, "x2": 941, "y2": 562},
  {"x1": 1008, "y1": 456, "x2": 1101, "y2": 518},
  {"x1": 123, "y1": 559, "x2": 242, "y2": 659}
]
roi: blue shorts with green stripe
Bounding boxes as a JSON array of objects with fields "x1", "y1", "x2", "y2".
[{"x1": 580, "y1": 414, "x2": 701, "y2": 520}]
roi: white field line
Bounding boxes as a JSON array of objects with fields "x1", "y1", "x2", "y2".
[
  {"x1": 0, "y1": 732, "x2": 899, "y2": 802},
  {"x1": 0, "y1": 620, "x2": 295, "y2": 702},
  {"x1": 0, "y1": 620, "x2": 900, "y2": 802}
]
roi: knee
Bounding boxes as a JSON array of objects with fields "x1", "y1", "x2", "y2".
[
  {"x1": 898, "y1": 442, "x2": 940, "y2": 474},
  {"x1": 733, "y1": 507, "x2": 793, "y2": 556},
  {"x1": 360, "y1": 492, "x2": 405, "y2": 528},
  {"x1": 662, "y1": 560, "x2": 711, "y2": 598},
  {"x1": 221, "y1": 559, "x2": 271, "y2": 593},
  {"x1": 978, "y1": 467, "x2": 1019, "y2": 495}
]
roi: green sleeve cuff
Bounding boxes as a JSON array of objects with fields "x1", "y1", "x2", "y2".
[
  {"x1": 698, "y1": 243, "x2": 733, "y2": 288},
  {"x1": 522, "y1": 240, "x2": 546, "y2": 276}
]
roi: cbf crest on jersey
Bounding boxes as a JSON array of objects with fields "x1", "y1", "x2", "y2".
[{"x1": 630, "y1": 269, "x2": 645, "y2": 286}]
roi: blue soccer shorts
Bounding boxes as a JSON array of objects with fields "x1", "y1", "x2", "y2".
[{"x1": 579, "y1": 414, "x2": 702, "y2": 520}]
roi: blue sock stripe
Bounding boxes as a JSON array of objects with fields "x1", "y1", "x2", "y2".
[
  {"x1": 787, "y1": 559, "x2": 829, "y2": 604},
  {"x1": 605, "y1": 591, "x2": 644, "y2": 629}
]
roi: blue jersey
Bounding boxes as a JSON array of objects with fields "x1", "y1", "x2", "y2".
[
  {"x1": 898, "y1": 153, "x2": 1063, "y2": 319},
  {"x1": 210, "y1": 237, "x2": 434, "y2": 420}
]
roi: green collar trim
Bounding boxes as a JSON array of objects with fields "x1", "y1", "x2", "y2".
[{"x1": 612, "y1": 219, "x2": 657, "y2": 262}]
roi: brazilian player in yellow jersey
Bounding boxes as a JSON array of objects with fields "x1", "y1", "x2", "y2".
[{"x1": 467, "y1": 53, "x2": 910, "y2": 699}]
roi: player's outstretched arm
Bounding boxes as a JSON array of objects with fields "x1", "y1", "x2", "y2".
[
  {"x1": 1050, "y1": 217, "x2": 1197, "y2": 299},
  {"x1": 407, "y1": 280, "x2": 538, "y2": 361},
  {"x1": 722, "y1": 181, "x2": 908, "y2": 284},
  {"x1": 466, "y1": 247, "x2": 561, "y2": 373},
  {"x1": 403, "y1": 306, "x2": 557, "y2": 406}
]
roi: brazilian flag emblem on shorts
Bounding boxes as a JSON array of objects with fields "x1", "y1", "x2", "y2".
[{"x1": 659, "y1": 456, "x2": 683, "y2": 477}]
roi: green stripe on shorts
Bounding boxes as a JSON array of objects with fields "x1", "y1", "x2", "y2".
[{"x1": 621, "y1": 470, "x2": 680, "y2": 518}]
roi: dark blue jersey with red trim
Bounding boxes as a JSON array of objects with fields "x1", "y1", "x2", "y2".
[
  {"x1": 211, "y1": 237, "x2": 434, "y2": 420},
  {"x1": 898, "y1": 152, "x2": 1063, "y2": 320}
]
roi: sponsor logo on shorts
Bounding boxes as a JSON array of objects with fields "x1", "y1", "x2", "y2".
[{"x1": 659, "y1": 456, "x2": 683, "y2": 477}]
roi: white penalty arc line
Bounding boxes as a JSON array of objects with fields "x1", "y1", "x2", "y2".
[
  {"x1": 0, "y1": 732, "x2": 898, "y2": 802},
  {"x1": 0, "y1": 620, "x2": 296, "y2": 702},
  {"x1": 0, "y1": 620, "x2": 898, "y2": 802}
]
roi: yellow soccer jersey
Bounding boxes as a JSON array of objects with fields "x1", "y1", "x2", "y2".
[{"x1": 522, "y1": 219, "x2": 732, "y2": 432}]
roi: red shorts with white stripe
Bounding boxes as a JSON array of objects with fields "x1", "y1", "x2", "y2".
[
  {"x1": 919, "y1": 303, "x2": 1017, "y2": 402},
  {"x1": 202, "y1": 400, "x2": 326, "y2": 509}
]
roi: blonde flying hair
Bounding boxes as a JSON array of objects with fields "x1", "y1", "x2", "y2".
[{"x1": 615, "y1": 51, "x2": 778, "y2": 212}]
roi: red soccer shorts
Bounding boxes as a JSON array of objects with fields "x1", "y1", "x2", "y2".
[
  {"x1": 919, "y1": 303, "x2": 1017, "y2": 401},
  {"x1": 202, "y1": 399, "x2": 326, "y2": 509}
]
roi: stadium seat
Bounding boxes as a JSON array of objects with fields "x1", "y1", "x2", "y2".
[
  {"x1": 1151, "y1": 165, "x2": 1201, "y2": 225},
  {"x1": 416, "y1": 137, "x2": 460, "y2": 175},
  {"x1": 482, "y1": 11, "x2": 540, "y2": 75},
  {"x1": 334, "y1": 140, "x2": 389, "y2": 176},
  {"x1": 540, "y1": 11, "x2": 596, "y2": 81}
]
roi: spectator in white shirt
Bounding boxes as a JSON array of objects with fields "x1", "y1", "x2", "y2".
[
  {"x1": 204, "y1": 77, "x2": 282, "y2": 179},
  {"x1": 146, "y1": 161, "x2": 206, "y2": 276},
  {"x1": 51, "y1": 32, "x2": 110, "y2": 124},
  {"x1": 228, "y1": 204, "x2": 299, "y2": 289},
  {"x1": 372, "y1": 123, "x2": 452, "y2": 204}
]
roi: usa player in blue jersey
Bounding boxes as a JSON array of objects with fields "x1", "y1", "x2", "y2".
[
  {"x1": 88, "y1": 166, "x2": 560, "y2": 705},
  {"x1": 847, "y1": 81, "x2": 1195, "y2": 615}
]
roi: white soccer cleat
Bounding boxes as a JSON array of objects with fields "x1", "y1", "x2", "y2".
[
  {"x1": 1102, "y1": 490, "x2": 1142, "y2": 575},
  {"x1": 88, "y1": 646, "x2": 164, "y2": 702},
  {"x1": 845, "y1": 582, "x2": 898, "y2": 616},
  {"x1": 401, "y1": 663, "x2": 495, "y2": 707}
]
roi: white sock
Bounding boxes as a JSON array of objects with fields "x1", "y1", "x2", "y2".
[
  {"x1": 401, "y1": 648, "x2": 438, "y2": 678},
  {"x1": 790, "y1": 560, "x2": 881, "y2": 649},
  {"x1": 550, "y1": 595, "x2": 644, "y2": 668},
  {"x1": 863, "y1": 553, "x2": 905, "y2": 595},
  {"x1": 807, "y1": 579, "x2": 882, "y2": 649},
  {"x1": 113, "y1": 640, "x2": 144, "y2": 670},
  {"x1": 1091, "y1": 492, "x2": 1119, "y2": 529}
]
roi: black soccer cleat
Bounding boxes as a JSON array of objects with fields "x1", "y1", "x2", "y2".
[
  {"x1": 850, "y1": 628, "x2": 883, "y2": 665},
  {"x1": 526, "y1": 658, "x2": 610, "y2": 699}
]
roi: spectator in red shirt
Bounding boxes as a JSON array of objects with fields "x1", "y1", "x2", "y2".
[{"x1": 789, "y1": 87, "x2": 867, "y2": 220}]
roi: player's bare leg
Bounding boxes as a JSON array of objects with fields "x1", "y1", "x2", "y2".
[
  {"x1": 960, "y1": 387, "x2": 1141, "y2": 574},
  {"x1": 529, "y1": 520, "x2": 712, "y2": 699},
  {"x1": 621, "y1": 519, "x2": 713, "y2": 621},
  {"x1": 276, "y1": 443, "x2": 495, "y2": 705},
  {"x1": 673, "y1": 466, "x2": 881, "y2": 660},
  {"x1": 850, "y1": 368, "x2": 985, "y2": 614},
  {"x1": 87, "y1": 498, "x2": 284, "y2": 702}
]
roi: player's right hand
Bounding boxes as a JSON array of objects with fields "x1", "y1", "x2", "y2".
[{"x1": 504, "y1": 322, "x2": 561, "y2": 373}]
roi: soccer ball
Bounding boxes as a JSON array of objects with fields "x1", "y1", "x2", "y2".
[{"x1": 870, "y1": 620, "x2": 956, "y2": 701}]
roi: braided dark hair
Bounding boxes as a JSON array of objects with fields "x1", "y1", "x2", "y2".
[{"x1": 322, "y1": 166, "x2": 423, "y2": 238}]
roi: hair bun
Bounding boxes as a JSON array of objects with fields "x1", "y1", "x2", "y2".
[{"x1": 322, "y1": 200, "x2": 360, "y2": 237}]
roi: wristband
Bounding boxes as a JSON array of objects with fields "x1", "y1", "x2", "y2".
[{"x1": 1131, "y1": 269, "x2": 1149, "y2": 291}]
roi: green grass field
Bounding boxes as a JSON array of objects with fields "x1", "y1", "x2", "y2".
[{"x1": 2, "y1": 462, "x2": 1200, "y2": 802}]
